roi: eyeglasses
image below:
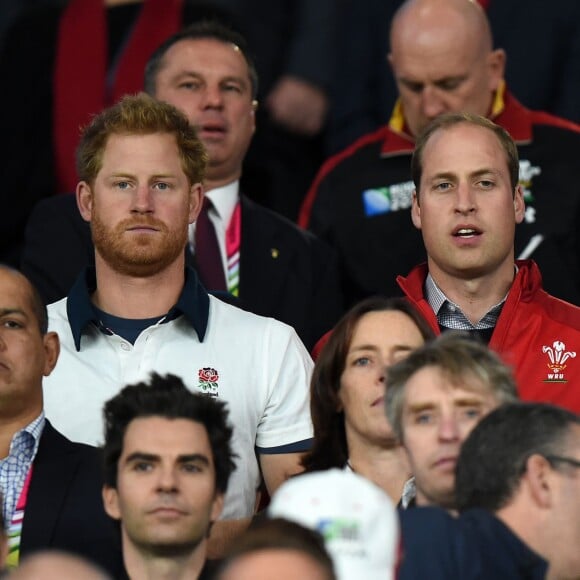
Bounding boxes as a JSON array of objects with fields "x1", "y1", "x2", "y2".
[{"x1": 544, "y1": 455, "x2": 580, "y2": 469}]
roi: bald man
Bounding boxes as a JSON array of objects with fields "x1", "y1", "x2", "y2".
[{"x1": 300, "y1": 0, "x2": 580, "y2": 307}]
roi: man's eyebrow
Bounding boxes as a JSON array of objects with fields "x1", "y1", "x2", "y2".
[
  {"x1": 124, "y1": 452, "x2": 160, "y2": 464},
  {"x1": 453, "y1": 397, "x2": 487, "y2": 407},
  {"x1": 123, "y1": 452, "x2": 211, "y2": 465},
  {"x1": 220, "y1": 74, "x2": 248, "y2": 86},
  {"x1": 433, "y1": 74, "x2": 467, "y2": 86},
  {"x1": 0, "y1": 308, "x2": 26, "y2": 318},
  {"x1": 470, "y1": 168, "x2": 500, "y2": 179},
  {"x1": 173, "y1": 71, "x2": 248, "y2": 87},
  {"x1": 177, "y1": 454, "x2": 210, "y2": 466},
  {"x1": 406, "y1": 402, "x2": 436, "y2": 414},
  {"x1": 429, "y1": 172, "x2": 457, "y2": 182},
  {"x1": 108, "y1": 172, "x2": 135, "y2": 179},
  {"x1": 150, "y1": 173, "x2": 178, "y2": 180},
  {"x1": 399, "y1": 77, "x2": 424, "y2": 88},
  {"x1": 173, "y1": 71, "x2": 201, "y2": 80}
]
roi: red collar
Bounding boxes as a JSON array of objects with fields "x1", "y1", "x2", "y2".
[{"x1": 381, "y1": 83, "x2": 535, "y2": 156}]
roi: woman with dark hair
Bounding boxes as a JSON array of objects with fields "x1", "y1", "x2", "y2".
[{"x1": 302, "y1": 296, "x2": 434, "y2": 503}]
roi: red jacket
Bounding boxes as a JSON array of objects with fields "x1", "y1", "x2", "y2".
[{"x1": 397, "y1": 260, "x2": 580, "y2": 412}]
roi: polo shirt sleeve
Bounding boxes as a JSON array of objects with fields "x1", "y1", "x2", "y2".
[{"x1": 254, "y1": 320, "x2": 314, "y2": 452}]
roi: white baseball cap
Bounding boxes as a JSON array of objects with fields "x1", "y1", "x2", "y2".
[{"x1": 268, "y1": 469, "x2": 400, "y2": 580}]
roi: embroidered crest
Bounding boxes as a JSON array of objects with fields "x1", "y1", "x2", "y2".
[
  {"x1": 542, "y1": 340, "x2": 576, "y2": 383},
  {"x1": 518, "y1": 159, "x2": 541, "y2": 224},
  {"x1": 362, "y1": 180, "x2": 414, "y2": 217},
  {"x1": 197, "y1": 367, "x2": 219, "y2": 397}
]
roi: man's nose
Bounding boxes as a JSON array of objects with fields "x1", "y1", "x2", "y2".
[
  {"x1": 156, "y1": 466, "x2": 178, "y2": 492},
  {"x1": 421, "y1": 87, "x2": 447, "y2": 120},
  {"x1": 454, "y1": 181, "x2": 477, "y2": 215},
  {"x1": 201, "y1": 84, "x2": 224, "y2": 109},
  {"x1": 131, "y1": 184, "x2": 154, "y2": 213},
  {"x1": 438, "y1": 415, "x2": 460, "y2": 441}
]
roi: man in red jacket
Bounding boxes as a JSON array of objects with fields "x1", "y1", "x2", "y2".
[
  {"x1": 301, "y1": 0, "x2": 580, "y2": 307},
  {"x1": 398, "y1": 111, "x2": 580, "y2": 412}
]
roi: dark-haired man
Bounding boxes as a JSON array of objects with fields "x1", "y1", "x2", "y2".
[
  {"x1": 456, "y1": 402, "x2": 580, "y2": 579},
  {"x1": 102, "y1": 373, "x2": 235, "y2": 579},
  {"x1": 398, "y1": 403, "x2": 580, "y2": 579}
]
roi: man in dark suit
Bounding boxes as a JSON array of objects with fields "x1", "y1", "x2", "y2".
[
  {"x1": 0, "y1": 266, "x2": 121, "y2": 574},
  {"x1": 21, "y1": 21, "x2": 342, "y2": 351}
]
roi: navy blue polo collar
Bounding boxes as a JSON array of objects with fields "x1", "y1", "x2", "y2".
[{"x1": 66, "y1": 266, "x2": 209, "y2": 351}]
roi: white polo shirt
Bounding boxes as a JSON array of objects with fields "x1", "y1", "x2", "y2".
[{"x1": 43, "y1": 268, "x2": 314, "y2": 520}]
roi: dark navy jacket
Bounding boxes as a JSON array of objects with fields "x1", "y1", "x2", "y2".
[{"x1": 398, "y1": 507, "x2": 547, "y2": 580}]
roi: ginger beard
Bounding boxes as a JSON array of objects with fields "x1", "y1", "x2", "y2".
[{"x1": 91, "y1": 202, "x2": 190, "y2": 278}]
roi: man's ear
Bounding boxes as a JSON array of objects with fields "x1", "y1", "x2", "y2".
[
  {"x1": 251, "y1": 100, "x2": 258, "y2": 134},
  {"x1": 42, "y1": 332, "x2": 60, "y2": 377},
  {"x1": 525, "y1": 454, "x2": 555, "y2": 509},
  {"x1": 487, "y1": 48, "x2": 506, "y2": 92},
  {"x1": 514, "y1": 184, "x2": 525, "y2": 224},
  {"x1": 211, "y1": 492, "x2": 225, "y2": 523},
  {"x1": 189, "y1": 183, "x2": 204, "y2": 224},
  {"x1": 102, "y1": 485, "x2": 122, "y2": 521},
  {"x1": 411, "y1": 189, "x2": 422, "y2": 230},
  {"x1": 77, "y1": 181, "x2": 94, "y2": 223}
]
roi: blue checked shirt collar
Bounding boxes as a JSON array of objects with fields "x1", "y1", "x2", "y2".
[
  {"x1": 0, "y1": 412, "x2": 45, "y2": 528},
  {"x1": 425, "y1": 274, "x2": 506, "y2": 330}
]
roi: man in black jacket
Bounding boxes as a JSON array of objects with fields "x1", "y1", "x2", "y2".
[{"x1": 0, "y1": 266, "x2": 121, "y2": 574}]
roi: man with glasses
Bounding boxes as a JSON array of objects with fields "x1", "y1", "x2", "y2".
[
  {"x1": 398, "y1": 402, "x2": 580, "y2": 579},
  {"x1": 454, "y1": 402, "x2": 580, "y2": 579}
]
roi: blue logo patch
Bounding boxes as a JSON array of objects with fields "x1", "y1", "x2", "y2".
[
  {"x1": 362, "y1": 181, "x2": 414, "y2": 217},
  {"x1": 362, "y1": 188, "x2": 391, "y2": 216}
]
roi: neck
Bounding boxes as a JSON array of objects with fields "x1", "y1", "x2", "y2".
[
  {"x1": 429, "y1": 259, "x2": 515, "y2": 325},
  {"x1": 0, "y1": 405, "x2": 42, "y2": 459},
  {"x1": 123, "y1": 540, "x2": 207, "y2": 580},
  {"x1": 93, "y1": 255, "x2": 185, "y2": 318},
  {"x1": 415, "y1": 490, "x2": 457, "y2": 515},
  {"x1": 496, "y1": 503, "x2": 549, "y2": 573},
  {"x1": 347, "y1": 439, "x2": 411, "y2": 503}
]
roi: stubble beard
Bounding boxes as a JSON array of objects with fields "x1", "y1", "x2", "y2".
[{"x1": 91, "y1": 212, "x2": 189, "y2": 277}]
